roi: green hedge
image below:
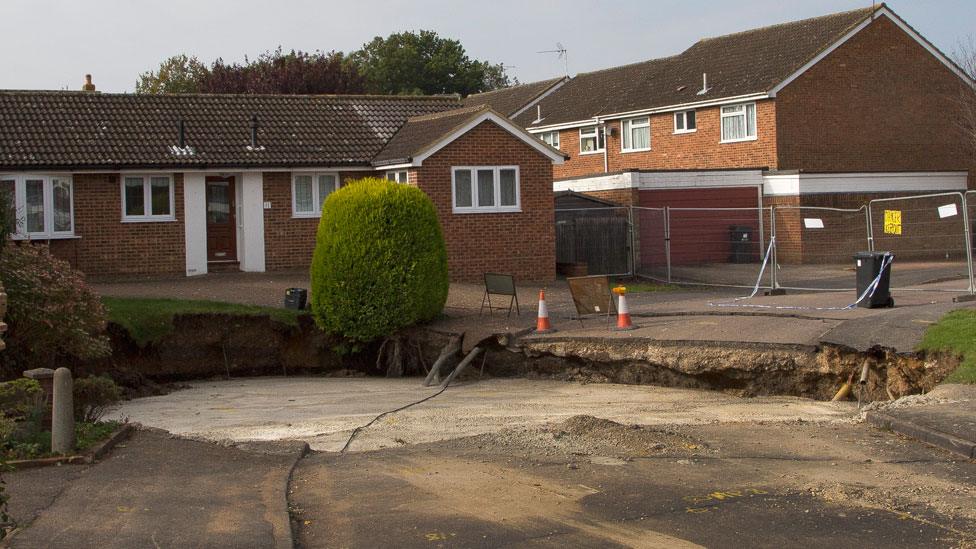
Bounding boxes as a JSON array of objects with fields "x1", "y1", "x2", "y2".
[{"x1": 310, "y1": 178, "x2": 448, "y2": 343}]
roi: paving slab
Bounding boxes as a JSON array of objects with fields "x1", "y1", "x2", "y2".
[
  {"x1": 866, "y1": 384, "x2": 976, "y2": 459},
  {"x1": 6, "y1": 428, "x2": 306, "y2": 549}
]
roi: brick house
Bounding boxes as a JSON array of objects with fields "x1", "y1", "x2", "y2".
[
  {"x1": 0, "y1": 92, "x2": 564, "y2": 282},
  {"x1": 467, "y1": 5, "x2": 975, "y2": 265}
]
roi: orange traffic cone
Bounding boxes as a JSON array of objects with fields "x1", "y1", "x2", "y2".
[
  {"x1": 535, "y1": 290, "x2": 555, "y2": 333},
  {"x1": 613, "y1": 286, "x2": 636, "y2": 331}
]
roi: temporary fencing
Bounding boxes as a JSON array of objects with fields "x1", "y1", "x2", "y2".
[{"x1": 555, "y1": 191, "x2": 976, "y2": 296}]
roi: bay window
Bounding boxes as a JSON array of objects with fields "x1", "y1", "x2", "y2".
[
  {"x1": 2, "y1": 174, "x2": 74, "y2": 238},
  {"x1": 452, "y1": 166, "x2": 520, "y2": 213},
  {"x1": 621, "y1": 117, "x2": 650, "y2": 151},
  {"x1": 292, "y1": 172, "x2": 339, "y2": 217},
  {"x1": 579, "y1": 125, "x2": 605, "y2": 154},
  {"x1": 122, "y1": 175, "x2": 175, "y2": 221},
  {"x1": 720, "y1": 103, "x2": 757, "y2": 143}
]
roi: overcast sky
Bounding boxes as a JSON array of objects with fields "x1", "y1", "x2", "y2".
[{"x1": 0, "y1": 0, "x2": 972, "y2": 93}]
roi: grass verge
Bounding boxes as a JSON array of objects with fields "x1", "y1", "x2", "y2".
[
  {"x1": 102, "y1": 297, "x2": 303, "y2": 346},
  {"x1": 917, "y1": 309, "x2": 976, "y2": 384}
]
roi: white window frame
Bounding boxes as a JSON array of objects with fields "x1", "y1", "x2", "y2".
[
  {"x1": 720, "y1": 102, "x2": 758, "y2": 143},
  {"x1": 540, "y1": 130, "x2": 560, "y2": 150},
  {"x1": 385, "y1": 170, "x2": 409, "y2": 184},
  {"x1": 2, "y1": 174, "x2": 76, "y2": 239},
  {"x1": 291, "y1": 172, "x2": 340, "y2": 218},
  {"x1": 578, "y1": 125, "x2": 605, "y2": 155},
  {"x1": 121, "y1": 174, "x2": 176, "y2": 223},
  {"x1": 451, "y1": 166, "x2": 521, "y2": 214},
  {"x1": 620, "y1": 117, "x2": 651, "y2": 153},
  {"x1": 674, "y1": 110, "x2": 697, "y2": 134}
]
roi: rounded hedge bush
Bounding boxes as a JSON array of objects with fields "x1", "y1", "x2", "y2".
[{"x1": 310, "y1": 177, "x2": 448, "y2": 344}]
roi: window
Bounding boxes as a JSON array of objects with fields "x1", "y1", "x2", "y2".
[
  {"x1": 122, "y1": 175, "x2": 175, "y2": 222},
  {"x1": 674, "y1": 110, "x2": 697, "y2": 133},
  {"x1": 720, "y1": 103, "x2": 757, "y2": 142},
  {"x1": 621, "y1": 117, "x2": 650, "y2": 152},
  {"x1": 385, "y1": 170, "x2": 409, "y2": 184},
  {"x1": 451, "y1": 166, "x2": 520, "y2": 213},
  {"x1": 579, "y1": 125, "x2": 605, "y2": 154},
  {"x1": 2, "y1": 174, "x2": 74, "y2": 238},
  {"x1": 292, "y1": 172, "x2": 339, "y2": 217},
  {"x1": 540, "y1": 131, "x2": 560, "y2": 150}
]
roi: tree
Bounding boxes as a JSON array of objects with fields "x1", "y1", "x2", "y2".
[
  {"x1": 201, "y1": 48, "x2": 365, "y2": 94},
  {"x1": 135, "y1": 49, "x2": 366, "y2": 95},
  {"x1": 349, "y1": 30, "x2": 512, "y2": 96},
  {"x1": 135, "y1": 54, "x2": 208, "y2": 94}
]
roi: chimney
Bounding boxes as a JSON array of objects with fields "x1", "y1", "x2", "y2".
[{"x1": 82, "y1": 74, "x2": 96, "y2": 92}]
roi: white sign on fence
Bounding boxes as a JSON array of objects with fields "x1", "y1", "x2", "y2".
[
  {"x1": 803, "y1": 218, "x2": 825, "y2": 229},
  {"x1": 937, "y1": 203, "x2": 958, "y2": 219}
]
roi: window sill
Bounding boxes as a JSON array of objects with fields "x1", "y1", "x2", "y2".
[
  {"x1": 578, "y1": 150, "x2": 605, "y2": 156},
  {"x1": 11, "y1": 234, "x2": 80, "y2": 241},
  {"x1": 720, "y1": 136, "x2": 758, "y2": 144},
  {"x1": 291, "y1": 212, "x2": 322, "y2": 219},
  {"x1": 452, "y1": 207, "x2": 522, "y2": 215},
  {"x1": 673, "y1": 129, "x2": 697, "y2": 135},
  {"x1": 621, "y1": 148, "x2": 651, "y2": 154},
  {"x1": 122, "y1": 216, "x2": 177, "y2": 223}
]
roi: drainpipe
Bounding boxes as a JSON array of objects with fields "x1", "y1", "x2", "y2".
[{"x1": 596, "y1": 117, "x2": 608, "y2": 173}]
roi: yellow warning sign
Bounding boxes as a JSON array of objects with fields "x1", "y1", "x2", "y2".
[{"x1": 884, "y1": 210, "x2": 902, "y2": 235}]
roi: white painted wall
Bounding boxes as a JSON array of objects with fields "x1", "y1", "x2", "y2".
[
  {"x1": 552, "y1": 172, "x2": 638, "y2": 192},
  {"x1": 239, "y1": 172, "x2": 266, "y2": 272},
  {"x1": 183, "y1": 173, "x2": 208, "y2": 276},
  {"x1": 638, "y1": 170, "x2": 764, "y2": 190}
]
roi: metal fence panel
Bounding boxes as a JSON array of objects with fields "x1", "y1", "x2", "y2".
[
  {"x1": 664, "y1": 207, "x2": 768, "y2": 287},
  {"x1": 868, "y1": 192, "x2": 971, "y2": 292},
  {"x1": 633, "y1": 207, "x2": 668, "y2": 282},
  {"x1": 771, "y1": 206, "x2": 871, "y2": 291},
  {"x1": 555, "y1": 207, "x2": 631, "y2": 276}
]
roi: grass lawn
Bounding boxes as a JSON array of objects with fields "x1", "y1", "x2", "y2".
[
  {"x1": 917, "y1": 308, "x2": 976, "y2": 384},
  {"x1": 102, "y1": 297, "x2": 303, "y2": 346}
]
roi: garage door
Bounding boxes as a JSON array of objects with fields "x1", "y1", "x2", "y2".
[{"x1": 639, "y1": 187, "x2": 762, "y2": 266}]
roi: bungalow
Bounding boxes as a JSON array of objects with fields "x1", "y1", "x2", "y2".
[{"x1": 0, "y1": 91, "x2": 565, "y2": 281}]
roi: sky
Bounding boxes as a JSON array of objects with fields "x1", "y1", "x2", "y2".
[{"x1": 0, "y1": 0, "x2": 972, "y2": 93}]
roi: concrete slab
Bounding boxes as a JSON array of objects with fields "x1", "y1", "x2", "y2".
[
  {"x1": 112, "y1": 378, "x2": 856, "y2": 452},
  {"x1": 865, "y1": 384, "x2": 976, "y2": 459}
]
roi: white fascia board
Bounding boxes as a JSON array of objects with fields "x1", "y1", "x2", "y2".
[
  {"x1": 49, "y1": 166, "x2": 373, "y2": 175},
  {"x1": 762, "y1": 173, "x2": 802, "y2": 196},
  {"x1": 770, "y1": 8, "x2": 975, "y2": 97},
  {"x1": 411, "y1": 111, "x2": 566, "y2": 166},
  {"x1": 639, "y1": 170, "x2": 765, "y2": 190},
  {"x1": 512, "y1": 77, "x2": 571, "y2": 119},
  {"x1": 373, "y1": 163, "x2": 412, "y2": 171},
  {"x1": 552, "y1": 172, "x2": 639, "y2": 193},
  {"x1": 527, "y1": 93, "x2": 770, "y2": 133},
  {"x1": 763, "y1": 171, "x2": 969, "y2": 196}
]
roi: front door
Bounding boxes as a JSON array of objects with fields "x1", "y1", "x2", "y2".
[{"x1": 206, "y1": 177, "x2": 237, "y2": 262}]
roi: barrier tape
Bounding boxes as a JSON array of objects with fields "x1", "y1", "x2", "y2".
[{"x1": 709, "y1": 238, "x2": 894, "y2": 311}]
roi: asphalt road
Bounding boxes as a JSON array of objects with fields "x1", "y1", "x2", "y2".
[{"x1": 291, "y1": 421, "x2": 976, "y2": 548}]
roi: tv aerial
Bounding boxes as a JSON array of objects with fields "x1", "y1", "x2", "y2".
[{"x1": 537, "y1": 42, "x2": 569, "y2": 75}]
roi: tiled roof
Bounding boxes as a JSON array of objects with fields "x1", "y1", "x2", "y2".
[
  {"x1": 372, "y1": 105, "x2": 492, "y2": 166},
  {"x1": 0, "y1": 92, "x2": 460, "y2": 170},
  {"x1": 515, "y1": 6, "x2": 878, "y2": 128},
  {"x1": 462, "y1": 77, "x2": 567, "y2": 117}
]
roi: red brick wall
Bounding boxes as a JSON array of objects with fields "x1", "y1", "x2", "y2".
[
  {"x1": 551, "y1": 100, "x2": 777, "y2": 179},
  {"x1": 49, "y1": 172, "x2": 185, "y2": 277},
  {"x1": 262, "y1": 170, "x2": 375, "y2": 271},
  {"x1": 416, "y1": 120, "x2": 556, "y2": 282},
  {"x1": 776, "y1": 15, "x2": 975, "y2": 185}
]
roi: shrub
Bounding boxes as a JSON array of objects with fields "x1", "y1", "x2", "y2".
[
  {"x1": 0, "y1": 378, "x2": 42, "y2": 421},
  {"x1": 310, "y1": 178, "x2": 448, "y2": 344},
  {"x1": 0, "y1": 244, "x2": 110, "y2": 372},
  {"x1": 73, "y1": 375, "x2": 122, "y2": 422}
]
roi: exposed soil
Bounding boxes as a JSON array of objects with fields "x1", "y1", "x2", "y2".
[{"x1": 476, "y1": 335, "x2": 959, "y2": 402}]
